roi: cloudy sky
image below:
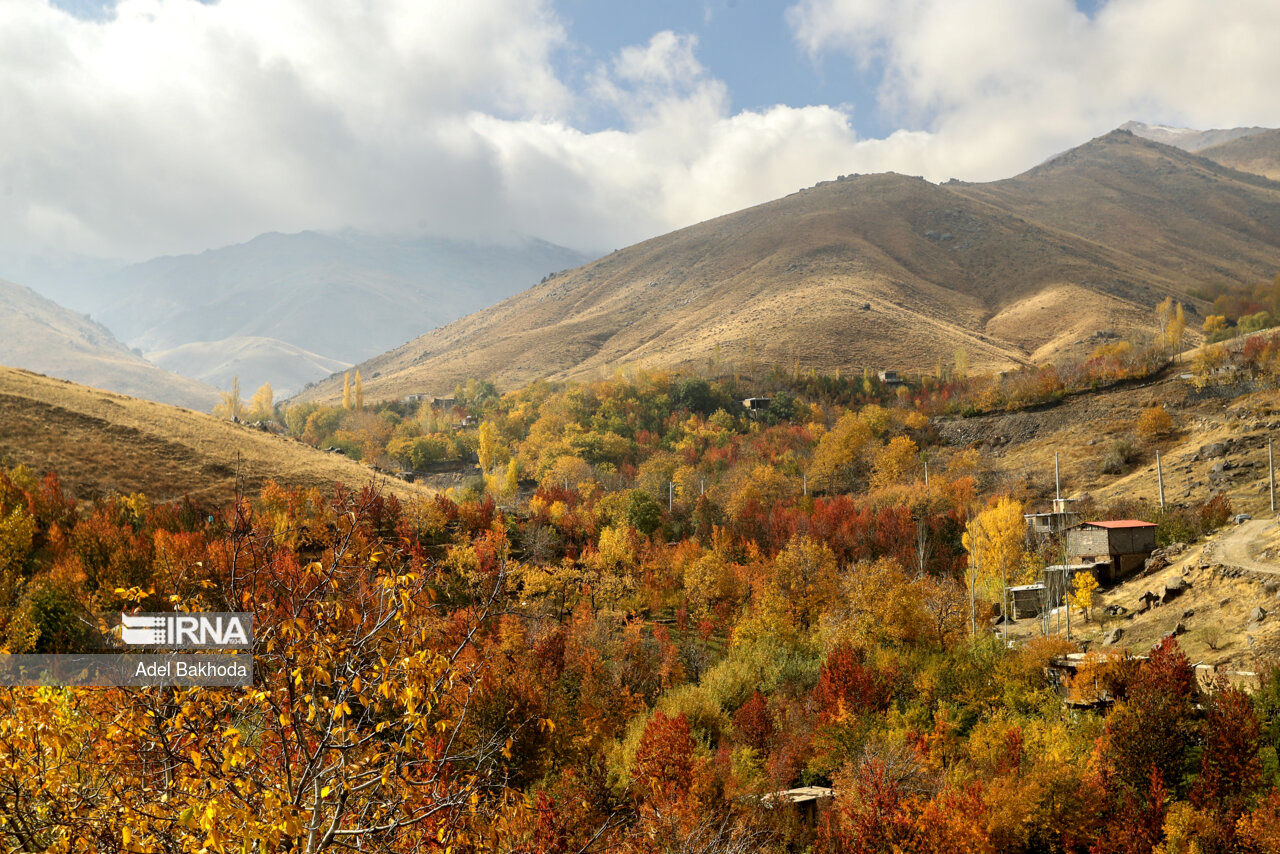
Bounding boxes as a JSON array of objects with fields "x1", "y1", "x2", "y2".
[{"x1": 3, "y1": 0, "x2": 1279, "y2": 261}]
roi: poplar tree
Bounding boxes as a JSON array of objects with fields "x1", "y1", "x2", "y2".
[
  {"x1": 354, "y1": 370, "x2": 364, "y2": 409},
  {"x1": 342, "y1": 372, "x2": 352, "y2": 410}
]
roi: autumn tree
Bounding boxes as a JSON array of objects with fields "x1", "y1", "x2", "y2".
[
  {"x1": 870, "y1": 435, "x2": 919, "y2": 490},
  {"x1": 963, "y1": 497, "x2": 1030, "y2": 594},
  {"x1": 1102, "y1": 636, "x2": 1199, "y2": 797},
  {"x1": 1135, "y1": 404, "x2": 1173, "y2": 441},
  {"x1": 0, "y1": 485, "x2": 518, "y2": 852},
  {"x1": 1156, "y1": 297, "x2": 1187, "y2": 354},
  {"x1": 248, "y1": 381, "x2": 274, "y2": 422},
  {"x1": 1069, "y1": 570, "x2": 1099, "y2": 621},
  {"x1": 1192, "y1": 684, "x2": 1262, "y2": 824},
  {"x1": 809, "y1": 411, "x2": 874, "y2": 493},
  {"x1": 354, "y1": 369, "x2": 364, "y2": 409},
  {"x1": 342, "y1": 371, "x2": 353, "y2": 410},
  {"x1": 214, "y1": 374, "x2": 245, "y2": 420}
]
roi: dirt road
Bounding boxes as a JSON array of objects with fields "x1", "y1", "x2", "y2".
[{"x1": 1206, "y1": 519, "x2": 1280, "y2": 575}]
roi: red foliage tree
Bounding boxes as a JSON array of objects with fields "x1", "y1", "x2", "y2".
[
  {"x1": 733, "y1": 691, "x2": 775, "y2": 752},
  {"x1": 1101, "y1": 636, "x2": 1198, "y2": 798},
  {"x1": 816, "y1": 643, "x2": 898, "y2": 722}
]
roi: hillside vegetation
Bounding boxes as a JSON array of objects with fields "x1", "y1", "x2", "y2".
[
  {"x1": 6, "y1": 346, "x2": 1280, "y2": 851},
  {"x1": 302, "y1": 130, "x2": 1280, "y2": 404}
]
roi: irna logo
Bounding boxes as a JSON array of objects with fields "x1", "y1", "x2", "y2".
[{"x1": 120, "y1": 612, "x2": 253, "y2": 649}]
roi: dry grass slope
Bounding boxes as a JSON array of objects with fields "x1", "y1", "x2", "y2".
[
  {"x1": 1200, "y1": 128, "x2": 1280, "y2": 182},
  {"x1": 0, "y1": 278, "x2": 220, "y2": 411},
  {"x1": 0, "y1": 367, "x2": 428, "y2": 506},
  {"x1": 300, "y1": 130, "x2": 1280, "y2": 404}
]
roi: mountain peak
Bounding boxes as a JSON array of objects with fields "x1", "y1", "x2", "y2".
[{"x1": 1119, "y1": 120, "x2": 1273, "y2": 152}]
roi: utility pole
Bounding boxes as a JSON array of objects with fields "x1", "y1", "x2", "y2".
[
  {"x1": 1001, "y1": 578, "x2": 1008, "y2": 644},
  {"x1": 1065, "y1": 572, "x2": 1072, "y2": 640},
  {"x1": 1054, "y1": 452, "x2": 1061, "y2": 501},
  {"x1": 970, "y1": 549, "x2": 979, "y2": 638},
  {"x1": 1156, "y1": 450, "x2": 1166, "y2": 512},
  {"x1": 1270, "y1": 439, "x2": 1275, "y2": 514}
]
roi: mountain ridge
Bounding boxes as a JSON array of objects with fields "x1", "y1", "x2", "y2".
[{"x1": 296, "y1": 128, "x2": 1280, "y2": 404}]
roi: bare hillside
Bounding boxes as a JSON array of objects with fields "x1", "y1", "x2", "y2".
[
  {"x1": 1200, "y1": 128, "x2": 1280, "y2": 182},
  {"x1": 0, "y1": 278, "x2": 219, "y2": 411},
  {"x1": 0, "y1": 367, "x2": 427, "y2": 506},
  {"x1": 299, "y1": 130, "x2": 1280, "y2": 404}
]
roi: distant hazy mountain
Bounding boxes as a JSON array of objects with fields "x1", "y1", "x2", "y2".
[
  {"x1": 0, "y1": 278, "x2": 218, "y2": 410},
  {"x1": 147, "y1": 336, "x2": 351, "y2": 398},
  {"x1": 93, "y1": 231, "x2": 590, "y2": 362},
  {"x1": 3, "y1": 231, "x2": 590, "y2": 395},
  {"x1": 1120, "y1": 120, "x2": 1271, "y2": 153},
  {"x1": 298, "y1": 128, "x2": 1280, "y2": 404}
]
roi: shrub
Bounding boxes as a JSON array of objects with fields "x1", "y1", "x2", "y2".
[
  {"x1": 1101, "y1": 440, "x2": 1138, "y2": 474},
  {"x1": 1135, "y1": 405, "x2": 1174, "y2": 441}
]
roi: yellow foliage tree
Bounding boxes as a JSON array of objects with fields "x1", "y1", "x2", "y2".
[
  {"x1": 1156, "y1": 297, "x2": 1187, "y2": 353},
  {"x1": 477, "y1": 420, "x2": 499, "y2": 474},
  {"x1": 962, "y1": 497, "x2": 1030, "y2": 593},
  {"x1": 1069, "y1": 570, "x2": 1099, "y2": 621},
  {"x1": 0, "y1": 506, "x2": 35, "y2": 578},
  {"x1": 354, "y1": 369, "x2": 364, "y2": 409},
  {"x1": 213, "y1": 375, "x2": 245, "y2": 421},
  {"x1": 248, "y1": 382, "x2": 274, "y2": 422},
  {"x1": 342, "y1": 371, "x2": 353, "y2": 410},
  {"x1": 1135, "y1": 404, "x2": 1174, "y2": 441},
  {"x1": 1193, "y1": 343, "x2": 1229, "y2": 389},
  {"x1": 1202, "y1": 314, "x2": 1229, "y2": 339},
  {"x1": 771, "y1": 534, "x2": 840, "y2": 630},
  {"x1": 870, "y1": 435, "x2": 919, "y2": 490},
  {"x1": 502, "y1": 457, "x2": 519, "y2": 499},
  {"x1": 808, "y1": 411, "x2": 874, "y2": 492}
]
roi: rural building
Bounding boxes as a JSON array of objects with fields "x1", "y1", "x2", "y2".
[
  {"x1": 1024, "y1": 497, "x2": 1081, "y2": 545},
  {"x1": 762, "y1": 786, "x2": 833, "y2": 828},
  {"x1": 878, "y1": 369, "x2": 905, "y2": 387},
  {"x1": 1009, "y1": 583, "x2": 1047, "y2": 619},
  {"x1": 742, "y1": 397, "x2": 771, "y2": 411},
  {"x1": 430, "y1": 396, "x2": 456, "y2": 409},
  {"x1": 1065, "y1": 520, "x2": 1157, "y2": 584},
  {"x1": 405, "y1": 393, "x2": 429, "y2": 403}
]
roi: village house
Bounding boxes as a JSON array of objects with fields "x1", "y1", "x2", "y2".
[
  {"x1": 741, "y1": 396, "x2": 771, "y2": 412},
  {"x1": 878, "y1": 369, "x2": 905, "y2": 387},
  {"x1": 1065, "y1": 520, "x2": 1158, "y2": 584},
  {"x1": 1024, "y1": 497, "x2": 1081, "y2": 546}
]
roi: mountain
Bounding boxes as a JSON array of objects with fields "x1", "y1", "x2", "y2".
[
  {"x1": 1120, "y1": 120, "x2": 1272, "y2": 152},
  {"x1": 296, "y1": 129, "x2": 1280, "y2": 404},
  {"x1": 147, "y1": 336, "x2": 351, "y2": 398},
  {"x1": 1199, "y1": 128, "x2": 1280, "y2": 182},
  {"x1": 0, "y1": 278, "x2": 219, "y2": 411},
  {"x1": 0, "y1": 366, "x2": 426, "y2": 505},
  {"x1": 4, "y1": 231, "x2": 590, "y2": 396}
]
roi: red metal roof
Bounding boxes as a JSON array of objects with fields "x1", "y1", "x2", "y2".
[{"x1": 1083, "y1": 519, "x2": 1156, "y2": 529}]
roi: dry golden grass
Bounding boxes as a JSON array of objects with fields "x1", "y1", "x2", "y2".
[
  {"x1": 300, "y1": 130, "x2": 1280, "y2": 405},
  {"x1": 1200, "y1": 128, "x2": 1280, "y2": 182},
  {"x1": 0, "y1": 278, "x2": 219, "y2": 411},
  {"x1": 0, "y1": 366, "x2": 429, "y2": 506}
]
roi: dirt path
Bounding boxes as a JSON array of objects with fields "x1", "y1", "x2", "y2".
[{"x1": 1205, "y1": 519, "x2": 1280, "y2": 575}]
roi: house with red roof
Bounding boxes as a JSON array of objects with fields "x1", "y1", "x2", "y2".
[{"x1": 1065, "y1": 520, "x2": 1158, "y2": 584}]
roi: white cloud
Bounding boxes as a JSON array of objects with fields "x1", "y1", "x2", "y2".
[
  {"x1": 787, "y1": 0, "x2": 1280, "y2": 179},
  {"x1": 2, "y1": 0, "x2": 1278, "y2": 263}
]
